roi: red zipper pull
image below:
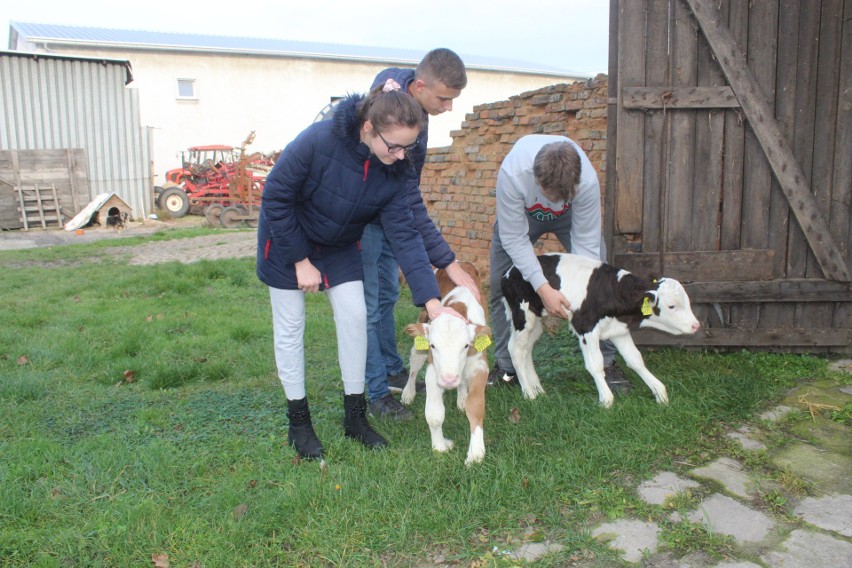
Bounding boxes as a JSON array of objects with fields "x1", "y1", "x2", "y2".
[{"x1": 363, "y1": 159, "x2": 369, "y2": 181}]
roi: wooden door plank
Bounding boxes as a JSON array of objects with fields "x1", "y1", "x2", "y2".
[
  {"x1": 685, "y1": 0, "x2": 850, "y2": 281},
  {"x1": 762, "y1": 0, "x2": 804, "y2": 330},
  {"x1": 614, "y1": 0, "x2": 647, "y2": 234},
  {"x1": 828, "y1": 0, "x2": 851, "y2": 279},
  {"x1": 633, "y1": 327, "x2": 851, "y2": 348},
  {"x1": 613, "y1": 249, "x2": 775, "y2": 282},
  {"x1": 622, "y1": 87, "x2": 739, "y2": 108},
  {"x1": 641, "y1": 0, "x2": 672, "y2": 253},
  {"x1": 692, "y1": 13, "x2": 728, "y2": 252},
  {"x1": 812, "y1": 0, "x2": 844, "y2": 273},
  {"x1": 719, "y1": 0, "x2": 747, "y2": 251},
  {"x1": 667, "y1": 0, "x2": 699, "y2": 253},
  {"x1": 682, "y1": 279, "x2": 852, "y2": 303},
  {"x1": 604, "y1": 0, "x2": 620, "y2": 260}
]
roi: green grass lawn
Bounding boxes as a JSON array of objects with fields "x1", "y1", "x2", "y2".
[{"x1": 0, "y1": 228, "x2": 840, "y2": 567}]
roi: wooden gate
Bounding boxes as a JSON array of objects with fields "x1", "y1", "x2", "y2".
[{"x1": 607, "y1": 0, "x2": 850, "y2": 352}]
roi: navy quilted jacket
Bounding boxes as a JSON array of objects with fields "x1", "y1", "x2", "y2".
[
  {"x1": 369, "y1": 68, "x2": 455, "y2": 268},
  {"x1": 256, "y1": 93, "x2": 440, "y2": 306}
]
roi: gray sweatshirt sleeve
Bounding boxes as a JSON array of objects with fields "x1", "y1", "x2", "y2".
[
  {"x1": 567, "y1": 161, "x2": 602, "y2": 261},
  {"x1": 495, "y1": 165, "x2": 549, "y2": 292}
]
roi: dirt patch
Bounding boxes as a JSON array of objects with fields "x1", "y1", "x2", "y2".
[
  {"x1": 107, "y1": 232, "x2": 257, "y2": 265},
  {"x1": 0, "y1": 216, "x2": 257, "y2": 266}
]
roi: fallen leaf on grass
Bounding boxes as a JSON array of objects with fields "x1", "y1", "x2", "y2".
[
  {"x1": 247, "y1": 479, "x2": 257, "y2": 489},
  {"x1": 233, "y1": 503, "x2": 249, "y2": 521},
  {"x1": 16, "y1": 355, "x2": 29, "y2": 366},
  {"x1": 508, "y1": 407, "x2": 521, "y2": 423},
  {"x1": 122, "y1": 370, "x2": 137, "y2": 383},
  {"x1": 151, "y1": 553, "x2": 169, "y2": 567}
]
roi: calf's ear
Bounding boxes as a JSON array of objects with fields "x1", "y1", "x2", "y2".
[{"x1": 404, "y1": 323, "x2": 428, "y2": 338}]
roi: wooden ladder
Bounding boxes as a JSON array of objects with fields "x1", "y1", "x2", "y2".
[{"x1": 16, "y1": 184, "x2": 64, "y2": 230}]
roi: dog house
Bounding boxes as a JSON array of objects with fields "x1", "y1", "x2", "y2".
[{"x1": 64, "y1": 193, "x2": 133, "y2": 231}]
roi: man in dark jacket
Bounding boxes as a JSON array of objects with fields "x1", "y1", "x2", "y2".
[{"x1": 362, "y1": 48, "x2": 480, "y2": 420}]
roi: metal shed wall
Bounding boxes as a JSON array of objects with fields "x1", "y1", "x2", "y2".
[{"x1": 0, "y1": 51, "x2": 151, "y2": 219}]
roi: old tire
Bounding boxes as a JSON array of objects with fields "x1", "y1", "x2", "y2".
[
  {"x1": 220, "y1": 206, "x2": 245, "y2": 229},
  {"x1": 159, "y1": 187, "x2": 190, "y2": 218},
  {"x1": 203, "y1": 203, "x2": 225, "y2": 226},
  {"x1": 153, "y1": 185, "x2": 166, "y2": 208}
]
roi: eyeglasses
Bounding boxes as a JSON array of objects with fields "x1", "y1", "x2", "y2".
[{"x1": 375, "y1": 130, "x2": 419, "y2": 154}]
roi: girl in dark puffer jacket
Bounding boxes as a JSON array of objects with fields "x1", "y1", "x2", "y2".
[{"x1": 257, "y1": 82, "x2": 463, "y2": 460}]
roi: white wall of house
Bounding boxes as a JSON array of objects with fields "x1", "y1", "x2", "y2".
[{"x1": 25, "y1": 46, "x2": 583, "y2": 186}]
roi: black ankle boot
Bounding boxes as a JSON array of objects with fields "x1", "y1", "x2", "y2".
[
  {"x1": 286, "y1": 397, "x2": 324, "y2": 460},
  {"x1": 343, "y1": 393, "x2": 388, "y2": 449}
]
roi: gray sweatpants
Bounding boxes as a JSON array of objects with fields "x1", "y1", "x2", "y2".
[
  {"x1": 269, "y1": 281, "x2": 367, "y2": 400},
  {"x1": 489, "y1": 216, "x2": 616, "y2": 372}
]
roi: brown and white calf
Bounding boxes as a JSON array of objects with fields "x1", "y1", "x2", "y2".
[
  {"x1": 404, "y1": 262, "x2": 491, "y2": 465},
  {"x1": 501, "y1": 253, "x2": 700, "y2": 408}
]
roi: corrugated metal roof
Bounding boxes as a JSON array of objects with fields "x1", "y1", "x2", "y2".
[
  {"x1": 0, "y1": 48, "x2": 134, "y2": 84},
  {"x1": 9, "y1": 21, "x2": 588, "y2": 78}
]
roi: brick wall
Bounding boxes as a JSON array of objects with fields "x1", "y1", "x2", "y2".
[{"x1": 420, "y1": 74, "x2": 609, "y2": 281}]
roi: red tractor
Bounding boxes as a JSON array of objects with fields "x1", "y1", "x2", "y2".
[{"x1": 155, "y1": 133, "x2": 272, "y2": 227}]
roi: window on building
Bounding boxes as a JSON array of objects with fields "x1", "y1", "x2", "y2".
[{"x1": 177, "y1": 78, "x2": 197, "y2": 99}]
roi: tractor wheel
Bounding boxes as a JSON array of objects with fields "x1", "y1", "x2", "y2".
[
  {"x1": 220, "y1": 206, "x2": 245, "y2": 229},
  {"x1": 203, "y1": 203, "x2": 225, "y2": 226},
  {"x1": 159, "y1": 187, "x2": 190, "y2": 218},
  {"x1": 234, "y1": 204, "x2": 259, "y2": 228},
  {"x1": 153, "y1": 185, "x2": 166, "y2": 208}
]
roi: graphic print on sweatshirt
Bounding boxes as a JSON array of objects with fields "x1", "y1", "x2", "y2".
[{"x1": 526, "y1": 201, "x2": 571, "y2": 222}]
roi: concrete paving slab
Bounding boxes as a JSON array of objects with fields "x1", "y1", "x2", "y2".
[
  {"x1": 591, "y1": 519, "x2": 660, "y2": 563},
  {"x1": 760, "y1": 529, "x2": 852, "y2": 567},
  {"x1": 685, "y1": 493, "x2": 775, "y2": 544},
  {"x1": 689, "y1": 457, "x2": 772, "y2": 500},
  {"x1": 759, "y1": 405, "x2": 795, "y2": 421},
  {"x1": 793, "y1": 494, "x2": 852, "y2": 537},
  {"x1": 505, "y1": 541, "x2": 565, "y2": 563},
  {"x1": 771, "y1": 443, "x2": 852, "y2": 494},
  {"x1": 726, "y1": 426, "x2": 767, "y2": 451},
  {"x1": 637, "y1": 471, "x2": 701, "y2": 505},
  {"x1": 828, "y1": 359, "x2": 852, "y2": 374},
  {"x1": 790, "y1": 415, "x2": 852, "y2": 455}
]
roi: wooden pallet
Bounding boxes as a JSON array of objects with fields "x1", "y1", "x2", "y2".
[{"x1": 16, "y1": 184, "x2": 64, "y2": 230}]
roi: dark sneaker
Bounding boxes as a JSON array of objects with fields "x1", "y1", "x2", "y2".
[
  {"x1": 487, "y1": 364, "x2": 518, "y2": 387},
  {"x1": 604, "y1": 363, "x2": 633, "y2": 394},
  {"x1": 387, "y1": 369, "x2": 425, "y2": 393},
  {"x1": 369, "y1": 393, "x2": 414, "y2": 421}
]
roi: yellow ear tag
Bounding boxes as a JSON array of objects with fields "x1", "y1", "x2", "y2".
[
  {"x1": 474, "y1": 335, "x2": 492, "y2": 352},
  {"x1": 414, "y1": 336, "x2": 430, "y2": 351},
  {"x1": 641, "y1": 297, "x2": 653, "y2": 316}
]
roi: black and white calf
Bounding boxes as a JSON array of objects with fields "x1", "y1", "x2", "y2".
[{"x1": 501, "y1": 253, "x2": 700, "y2": 408}]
